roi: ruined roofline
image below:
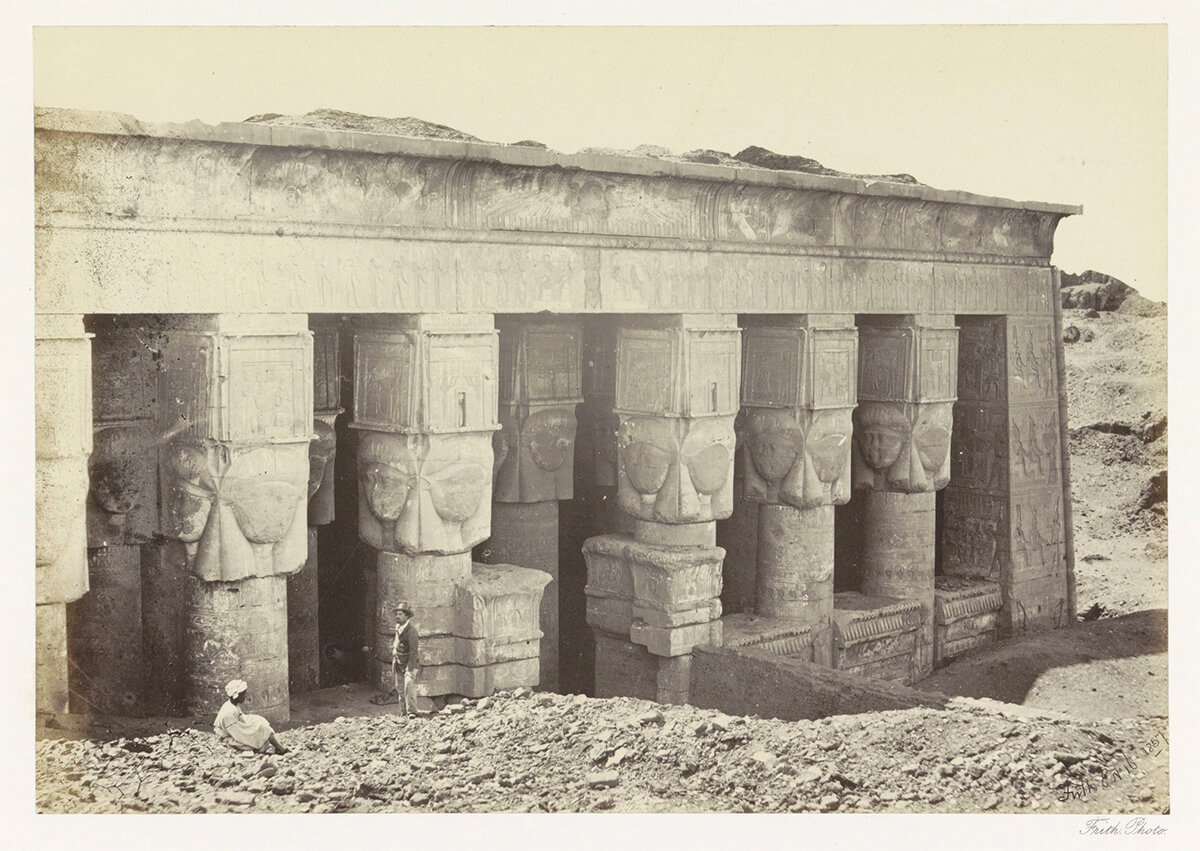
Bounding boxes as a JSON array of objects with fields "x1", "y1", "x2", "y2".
[{"x1": 33, "y1": 107, "x2": 1082, "y2": 218}]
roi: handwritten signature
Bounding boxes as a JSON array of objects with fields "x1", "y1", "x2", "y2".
[
  {"x1": 1080, "y1": 817, "x2": 1166, "y2": 836},
  {"x1": 1058, "y1": 729, "x2": 1168, "y2": 804}
]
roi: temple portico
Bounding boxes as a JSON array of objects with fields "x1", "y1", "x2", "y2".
[{"x1": 35, "y1": 108, "x2": 1077, "y2": 715}]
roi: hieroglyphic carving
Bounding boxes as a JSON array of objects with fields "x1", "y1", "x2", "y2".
[
  {"x1": 950, "y1": 404, "x2": 1009, "y2": 492},
  {"x1": 956, "y1": 319, "x2": 1007, "y2": 402},
  {"x1": 1007, "y1": 405, "x2": 1061, "y2": 489},
  {"x1": 941, "y1": 490, "x2": 1009, "y2": 580},
  {"x1": 357, "y1": 430, "x2": 493, "y2": 555},
  {"x1": 857, "y1": 327, "x2": 913, "y2": 401},
  {"x1": 224, "y1": 336, "x2": 312, "y2": 442},
  {"x1": 1006, "y1": 318, "x2": 1057, "y2": 402},
  {"x1": 354, "y1": 321, "x2": 499, "y2": 434},
  {"x1": 615, "y1": 323, "x2": 741, "y2": 418},
  {"x1": 493, "y1": 320, "x2": 583, "y2": 503},
  {"x1": 1008, "y1": 490, "x2": 1066, "y2": 583}
]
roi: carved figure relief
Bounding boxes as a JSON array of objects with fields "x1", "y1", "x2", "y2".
[
  {"x1": 159, "y1": 440, "x2": 309, "y2": 582},
  {"x1": 87, "y1": 423, "x2": 157, "y2": 547},
  {"x1": 739, "y1": 407, "x2": 853, "y2": 509},
  {"x1": 853, "y1": 402, "x2": 953, "y2": 493},
  {"x1": 616, "y1": 414, "x2": 736, "y2": 523},
  {"x1": 357, "y1": 430, "x2": 493, "y2": 555}
]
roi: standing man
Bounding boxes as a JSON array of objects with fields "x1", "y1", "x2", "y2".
[{"x1": 391, "y1": 601, "x2": 421, "y2": 716}]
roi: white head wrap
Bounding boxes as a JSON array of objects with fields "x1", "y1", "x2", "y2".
[{"x1": 225, "y1": 679, "x2": 248, "y2": 699}]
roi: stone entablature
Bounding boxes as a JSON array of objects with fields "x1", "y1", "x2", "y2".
[{"x1": 35, "y1": 109, "x2": 1075, "y2": 317}]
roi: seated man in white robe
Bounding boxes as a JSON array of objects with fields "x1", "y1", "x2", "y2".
[{"x1": 213, "y1": 679, "x2": 289, "y2": 754}]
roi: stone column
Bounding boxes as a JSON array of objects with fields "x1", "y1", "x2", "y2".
[
  {"x1": 480, "y1": 318, "x2": 582, "y2": 692},
  {"x1": 944, "y1": 315, "x2": 1069, "y2": 632},
  {"x1": 853, "y1": 314, "x2": 958, "y2": 678},
  {"x1": 157, "y1": 315, "x2": 313, "y2": 723},
  {"x1": 584, "y1": 314, "x2": 740, "y2": 704},
  {"x1": 35, "y1": 315, "x2": 92, "y2": 716},
  {"x1": 287, "y1": 316, "x2": 342, "y2": 694},
  {"x1": 738, "y1": 316, "x2": 858, "y2": 666},
  {"x1": 68, "y1": 316, "x2": 160, "y2": 715},
  {"x1": 352, "y1": 314, "x2": 551, "y2": 698}
]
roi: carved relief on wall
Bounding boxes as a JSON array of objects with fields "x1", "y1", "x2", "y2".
[
  {"x1": 159, "y1": 439, "x2": 309, "y2": 581},
  {"x1": 739, "y1": 407, "x2": 853, "y2": 509},
  {"x1": 852, "y1": 401, "x2": 954, "y2": 493},
  {"x1": 357, "y1": 430, "x2": 493, "y2": 555},
  {"x1": 1007, "y1": 405, "x2": 1061, "y2": 488},
  {"x1": 1006, "y1": 319, "x2": 1057, "y2": 402},
  {"x1": 941, "y1": 490, "x2": 1009, "y2": 580},
  {"x1": 87, "y1": 423, "x2": 157, "y2": 547},
  {"x1": 956, "y1": 320, "x2": 1006, "y2": 403},
  {"x1": 949, "y1": 404, "x2": 1009, "y2": 492},
  {"x1": 1009, "y1": 491, "x2": 1066, "y2": 581},
  {"x1": 616, "y1": 414, "x2": 737, "y2": 523}
]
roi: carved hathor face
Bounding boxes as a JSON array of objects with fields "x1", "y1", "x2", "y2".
[
  {"x1": 617, "y1": 414, "x2": 734, "y2": 523},
  {"x1": 160, "y1": 441, "x2": 309, "y2": 580},
  {"x1": 853, "y1": 404, "x2": 910, "y2": 473},
  {"x1": 358, "y1": 430, "x2": 492, "y2": 555},
  {"x1": 741, "y1": 408, "x2": 852, "y2": 508}
]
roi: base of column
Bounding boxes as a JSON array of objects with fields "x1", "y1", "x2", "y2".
[
  {"x1": 592, "y1": 630, "x2": 692, "y2": 704},
  {"x1": 479, "y1": 501, "x2": 560, "y2": 692},
  {"x1": 36, "y1": 602, "x2": 69, "y2": 716},
  {"x1": 67, "y1": 546, "x2": 143, "y2": 715},
  {"x1": 755, "y1": 504, "x2": 834, "y2": 666},
  {"x1": 372, "y1": 550, "x2": 472, "y2": 691},
  {"x1": 184, "y1": 574, "x2": 289, "y2": 724},
  {"x1": 859, "y1": 489, "x2": 936, "y2": 678},
  {"x1": 287, "y1": 528, "x2": 321, "y2": 694}
]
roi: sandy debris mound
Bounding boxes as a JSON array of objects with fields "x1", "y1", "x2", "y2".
[
  {"x1": 1061, "y1": 293, "x2": 1167, "y2": 617},
  {"x1": 36, "y1": 690, "x2": 1167, "y2": 814}
]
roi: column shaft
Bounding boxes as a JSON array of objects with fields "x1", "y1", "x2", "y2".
[
  {"x1": 287, "y1": 528, "x2": 321, "y2": 694},
  {"x1": 184, "y1": 574, "x2": 289, "y2": 723},
  {"x1": 756, "y1": 504, "x2": 835, "y2": 666}
]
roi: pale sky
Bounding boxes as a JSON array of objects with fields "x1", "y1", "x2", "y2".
[{"x1": 32, "y1": 24, "x2": 1167, "y2": 300}]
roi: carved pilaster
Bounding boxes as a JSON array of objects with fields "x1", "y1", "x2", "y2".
[{"x1": 944, "y1": 315, "x2": 1068, "y2": 632}]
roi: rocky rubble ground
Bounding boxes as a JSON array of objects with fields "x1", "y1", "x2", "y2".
[{"x1": 36, "y1": 689, "x2": 1168, "y2": 814}]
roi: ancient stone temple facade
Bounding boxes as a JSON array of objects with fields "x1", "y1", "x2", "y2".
[{"x1": 34, "y1": 108, "x2": 1077, "y2": 717}]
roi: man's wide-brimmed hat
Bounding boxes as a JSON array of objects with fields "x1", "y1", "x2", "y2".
[
  {"x1": 225, "y1": 679, "x2": 248, "y2": 699},
  {"x1": 394, "y1": 601, "x2": 413, "y2": 616}
]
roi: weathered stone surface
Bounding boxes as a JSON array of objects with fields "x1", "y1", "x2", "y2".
[
  {"x1": 67, "y1": 546, "x2": 143, "y2": 715},
  {"x1": 755, "y1": 504, "x2": 834, "y2": 665},
  {"x1": 477, "y1": 501, "x2": 560, "y2": 691},
  {"x1": 35, "y1": 316, "x2": 92, "y2": 608},
  {"x1": 493, "y1": 319, "x2": 582, "y2": 503},
  {"x1": 613, "y1": 317, "x2": 741, "y2": 524},
  {"x1": 629, "y1": 619, "x2": 723, "y2": 657},
  {"x1": 36, "y1": 603, "x2": 69, "y2": 715},
  {"x1": 287, "y1": 528, "x2": 321, "y2": 694},
  {"x1": 740, "y1": 317, "x2": 858, "y2": 509},
  {"x1": 184, "y1": 573, "x2": 289, "y2": 722},
  {"x1": 831, "y1": 592, "x2": 923, "y2": 684},
  {"x1": 87, "y1": 423, "x2": 157, "y2": 547},
  {"x1": 357, "y1": 431, "x2": 493, "y2": 555},
  {"x1": 307, "y1": 414, "x2": 339, "y2": 527}
]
